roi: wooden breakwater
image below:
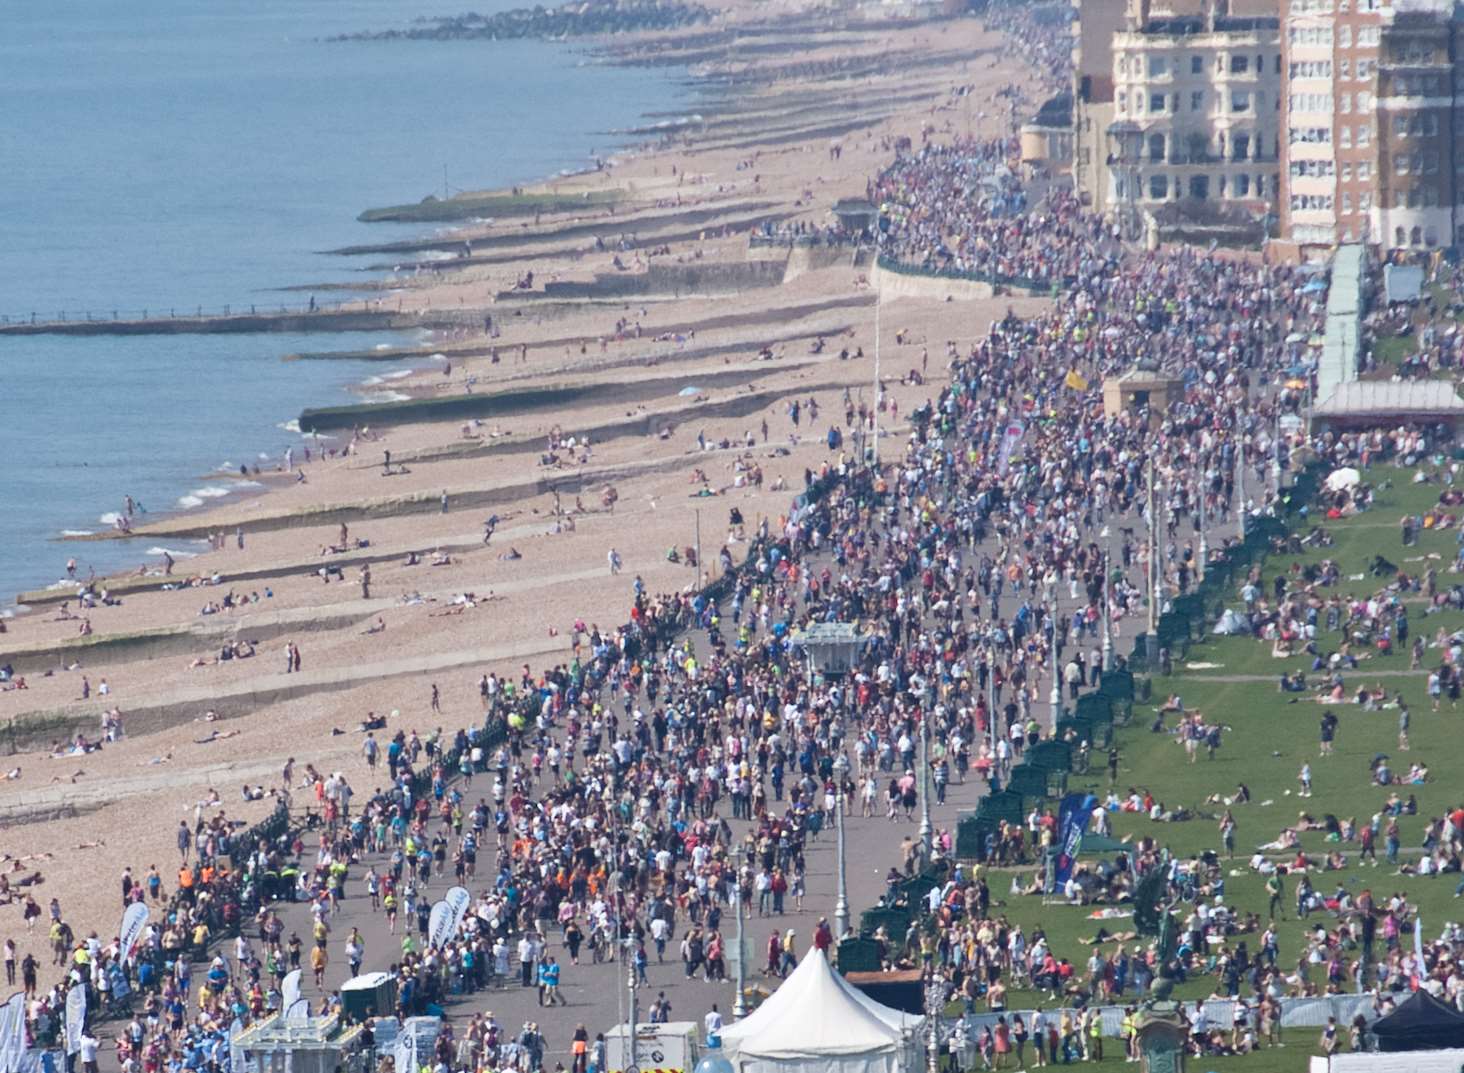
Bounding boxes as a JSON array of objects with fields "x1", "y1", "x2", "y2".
[{"x1": 0, "y1": 307, "x2": 468, "y2": 338}]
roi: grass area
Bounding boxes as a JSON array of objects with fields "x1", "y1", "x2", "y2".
[
  {"x1": 1371, "y1": 331, "x2": 1418, "y2": 368},
  {"x1": 975, "y1": 465, "x2": 1464, "y2": 1067},
  {"x1": 356, "y1": 189, "x2": 620, "y2": 224}
]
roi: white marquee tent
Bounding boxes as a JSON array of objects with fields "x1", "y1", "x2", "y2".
[{"x1": 719, "y1": 950, "x2": 924, "y2": 1073}]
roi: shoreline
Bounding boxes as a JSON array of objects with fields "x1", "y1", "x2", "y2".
[{"x1": 0, "y1": 2, "x2": 1050, "y2": 1016}]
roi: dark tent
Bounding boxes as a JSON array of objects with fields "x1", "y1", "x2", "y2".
[{"x1": 1371, "y1": 989, "x2": 1464, "y2": 1052}]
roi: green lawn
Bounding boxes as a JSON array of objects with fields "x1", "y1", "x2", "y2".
[{"x1": 971, "y1": 465, "x2": 1464, "y2": 1067}]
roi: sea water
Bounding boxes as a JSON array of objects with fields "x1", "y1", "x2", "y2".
[{"x1": 0, "y1": 0, "x2": 684, "y2": 603}]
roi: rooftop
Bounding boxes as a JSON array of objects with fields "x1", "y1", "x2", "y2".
[{"x1": 1314, "y1": 380, "x2": 1464, "y2": 417}]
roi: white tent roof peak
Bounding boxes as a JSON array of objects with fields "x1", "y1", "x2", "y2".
[{"x1": 719, "y1": 949, "x2": 916, "y2": 1060}]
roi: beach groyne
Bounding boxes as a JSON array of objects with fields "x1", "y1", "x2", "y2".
[
  {"x1": 327, "y1": 0, "x2": 712, "y2": 43},
  {"x1": 298, "y1": 359, "x2": 809, "y2": 432},
  {"x1": 502, "y1": 256, "x2": 791, "y2": 302},
  {"x1": 0, "y1": 307, "x2": 457, "y2": 338}
]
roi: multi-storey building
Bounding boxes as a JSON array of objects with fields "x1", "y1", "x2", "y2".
[
  {"x1": 1102, "y1": 0, "x2": 1283, "y2": 235},
  {"x1": 1374, "y1": 3, "x2": 1459, "y2": 247},
  {"x1": 1073, "y1": 0, "x2": 1128, "y2": 213},
  {"x1": 1279, "y1": 0, "x2": 1464, "y2": 255}
]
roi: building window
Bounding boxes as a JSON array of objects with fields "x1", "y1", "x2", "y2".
[
  {"x1": 1231, "y1": 55, "x2": 1249, "y2": 74},
  {"x1": 1360, "y1": 192, "x2": 1372, "y2": 210},
  {"x1": 1396, "y1": 226, "x2": 1407, "y2": 246},
  {"x1": 1342, "y1": 162, "x2": 1353, "y2": 181},
  {"x1": 1118, "y1": 92, "x2": 1127, "y2": 114},
  {"x1": 1339, "y1": 60, "x2": 1350, "y2": 80},
  {"x1": 1149, "y1": 133, "x2": 1166, "y2": 162},
  {"x1": 1149, "y1": 175, "x2": 1169, "y2": 199},
  {"x1": 1426, "y1": 227, "x2": 1438, "y2": 247},
  {"x1": 1151, "y1": 93, "x2": 1166, "y2": 113},
  {"x1": 1395, "y1": 116, "x2": 1408, "y2": 138},
  {"x1": 1358, "y1": 124, "x2": 1370, "y2": 146},
  {"x1": 1149, "y1": 55, "x2": 1167, "y2": 78},
  {"x1": 1396, "y1": 153, "x2": 1409, "y2": 175},
  {"x1": 1192, "y1": 55, "x2": 1203, "y2": 74},
  {"x1": 1358, "y1": 161, "x2": 1371, "y2": 180},
  {"x1": 1425, "y1": 150, "x2": 1439, "y2": 174},
  {"x1": 1190, "y1": 175, "x2": 1209, "y2": 199},
  {"x1": 1357, "y1": 92, "x2": 1370, "y2": 112},
  {"x1": 1339, "y1": 25, "x2": 1352, "y2": 46},
  {"x1": 1232, "y1": 133, "x2": 1250, "y2": 160},
  {"x1": 1424, "y1": 113, "x2": 1439, "y2": 136},
  {"x1": 1343, "y1": 228, "x2": 1355, "y2": 241},
  {"x1": 1341, "y1": 126, "x2": 1352, "y2": 147},
  {"x1": 1191, "y1": 90, "x2": 1204, "y2": 112},
  {"x1": 1412, "y1": 226, "x2": 1423, "y2": 246},
  {"x1": 1232, "y1": 91, "x2": 1250, "y2": 113},
  {"x1": 1340, "y1": 94, "x2": 1352, "y2": 113},
  {"x1": 1342, "y1": 192, "x2": 1353, "y2": 212},
  {"x1": 1236, "y1": 173, "x2": 1251, "y2": 196}
]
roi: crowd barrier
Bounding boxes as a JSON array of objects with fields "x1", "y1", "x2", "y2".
[{"x1": 956, "y1": 992, "x2": 1380, "y2": 1040}]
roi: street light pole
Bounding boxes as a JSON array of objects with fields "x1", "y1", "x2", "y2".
[
  {"x1": 1272, "y1": 411, "x2": 1284, "y2": 499},
  {"x1": 732, "y1": 846, "x2": 748, "y2": 1018},
  {"x1": 1235, "y1": 436, "x2": 1247, "y2": 541},
  {"x1": 871, "y1": 288, "x2": 882, "y2": 467},
  {"x1": 1048, "y1": 595, "x2": 1063, "y2": 725},
  {"x1": 1101, "y1": 547, "x2": 1115, "y2": 673},
  {"x1": 833, "y1": 756, "x2": 850, "y2": 941},
  {"x1": 1145, "y1": 459, "x2": 1159, "y2": 664},
  {"x1": 918, "y1": 712, "x2": 932, "y2": 867},
  {"x1": 987, "y1": 648, "x2": 998, "y2": 761},
  {"x1": 1197, "y1": 470, "x2": 1208, "y2": 584},
  {"x1": 924, "y1": 972, "x2": 944, "y2": 1073}
]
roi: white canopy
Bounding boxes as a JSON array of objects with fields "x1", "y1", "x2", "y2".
[{"x1": 719, "y1": 950, "x2": 922, "y2": 1073}]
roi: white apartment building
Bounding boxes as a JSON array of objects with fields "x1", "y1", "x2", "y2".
[{"x1": 1105, "y1": 0, "x2": 1283, "y2": 231}]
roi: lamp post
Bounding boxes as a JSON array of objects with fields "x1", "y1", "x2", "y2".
[
  {"x1": 732, "y1": 845, "x2": 749, "y2": 1018},
  {"x1": 923, "y1": 970, "x2": 944, "y2": 1073},
  {"x1": 1197, "y1": 469, "x2": 1208, "y2": 584},
  {"x1": 1272, "y1": 411, "x2": 1284, "y2": 499},
  {"x1": 1048, "y1": 594, "x2": 1063, "y2": 725},
  {"x1": 1145, "y1": 459, "x2": 1159, "y2": 665},
  {"x1": 1101, "y1": 547, "x2": 1115, "y2": 673},
  {"x1": 918, "y1": 711, "x2": 933, "y2": 868},
  {"x1": 832, "y1": 754, "x2": 851, "y2": 941},
  {"x1": 1235, "y1": 436, "x2": 1247, "y2": 541},
  {"x1": 872, "y1": 284, "x2": 882, "y2": 466}
]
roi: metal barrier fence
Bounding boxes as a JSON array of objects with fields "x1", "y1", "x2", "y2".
[
  {"x1": 957, "y1": 993, "x2": 1380, "y2": 1041},
  {"x1": 874, "y1": 253, "x2": 1068, "y2": 293}
]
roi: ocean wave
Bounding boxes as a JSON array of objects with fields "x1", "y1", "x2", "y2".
[
  {"x1": 146, "y1": 546, "x2": 198, "y2": 558},
  {"x1": 177, "y1": 495, "x2": 204, "y2": 509},
  {"x1": 361, "y1": 375, "x2": 384, "y2": 386},
  {"x1": 277, "y1": 419, "x2": 301, "y2": 434},
  {"x1": 196, "y1": 486, "x2": 231, "y2": 499},
  {"x1": 99, "y1": 512, "x2": 122, "y2": 525},
  {"x1": 61, "y1": 529, "x2": 94, "y2": 537},
  {"x1": 234, "y1": 480, "x2": 264, "y2": 489},
  {"x1": 365, "y1": 391, "x2": 411, "y2": 403},
  {"x1": 383, "y1": 369, "x2": 414, "y2": 380},
  {"x1": 373, "y1": 343, "x2": 392, "y2": 351}
]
